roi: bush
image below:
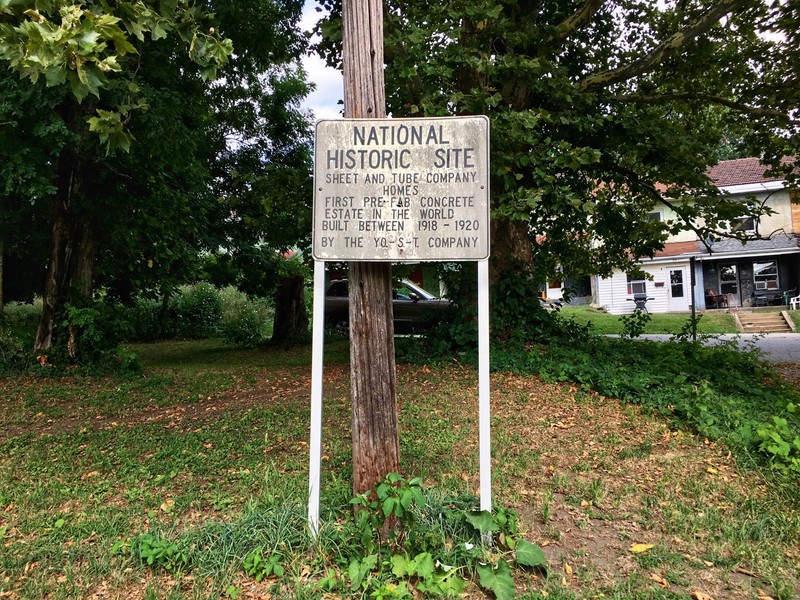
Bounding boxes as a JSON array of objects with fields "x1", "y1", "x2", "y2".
[
  {"x1": 0, "y1": 324, "x2": 31, "y2": 375},
  {"x1": 218, "y1": 286, "x2": 272, "y2": 348},
  {"x1": 167, "y1": 283, "x2": 223, "y2": 339},
  {"x1": 120, "y1": 297, "x2": 164, "y2": 342},
  {"x1": 119, "y1": 285, "x2": 270, "y2": 343},
  {"x1": 46, "y1": 302, "x2": 140, "y2": 373},
  {"x1": 2, "y1": 301, "x2": 42, "y2": 338}
]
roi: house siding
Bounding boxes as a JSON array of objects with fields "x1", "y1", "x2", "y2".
[
  {"x1": 792, "y1": 190, "x2": 800, "y2": 232},
  {"x1": 597, "y1": 261, "x2": 691, "y2": 314}
]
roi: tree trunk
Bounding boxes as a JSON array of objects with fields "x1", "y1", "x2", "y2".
[
  {"x1": 0, "y1": 239, "x2": 4, "y2": 311},
  {"x1": 271, "y1": 274, "x2": 309, "y2": 344},
  {"x1": 342, "y1": 0, "x2": 400, "y2": 496},
  {"x1": 489, "y1": 218, "x2": 535, "y2": 284},
  {"x1": 34, "y1": 142, "x2": 95, "y2": 353}
]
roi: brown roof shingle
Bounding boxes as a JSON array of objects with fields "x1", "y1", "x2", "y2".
[{"x1": 708, "y1": 157, "x2": 792, "y2": 187}]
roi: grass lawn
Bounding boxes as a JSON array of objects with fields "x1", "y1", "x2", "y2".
[
  {"x1": 0, "y1": 338, "x2": 798, "y2": 599},
  {"x1": 560, "y1": 305, "x2": 739, "y2": 335}
]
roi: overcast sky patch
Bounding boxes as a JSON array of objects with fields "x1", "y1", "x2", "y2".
[{"x1": 300, "y1": 2, "x2": 343, "y2": 121}]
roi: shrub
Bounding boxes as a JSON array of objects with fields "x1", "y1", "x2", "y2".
[
  {"x1": 2, "y1": 300, "x2": 42, "y2": 338},
  {"x1": 47, "y1": 302, "x2": 140, "y2": 373},
  {"x1": 218, "y1": 286, "x2": 272, "y2": 348},
  {"x1": 619, "y1": 309, "x2": 651, "y2": 338},
  {"x1": 168, "y1": 283, "x2": 223, "y2": 339},
  {"x1": 0, "y1": 324, "x2": 31, "y2": 375},
  {"x1": 120, "y1": 297, "x2": 164, "y2": 342}
]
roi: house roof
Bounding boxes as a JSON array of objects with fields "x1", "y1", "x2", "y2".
[
  {"x1": 708, "y1": 157, "x2": 793, "y2": 187},
  {"x1": 654, "y1": 241, "x2": 702, "y2": 257},
  {"x1": 708, "y1": 234, "x2": 800, "y2": 255}
]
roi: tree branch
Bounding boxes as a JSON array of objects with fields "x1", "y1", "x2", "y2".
[
  {"x1": 612, "y1": 92, "x2": 800, "y2": 127},
  {"x1": 578, "y1": 0, "x2": 755, "y2": 93},
  {"x1": 551, "y1": 0, "x2": 606, "y2": 42},
  {"x1": 605, "y1": 163, "x2": 782, "y2": 254}
]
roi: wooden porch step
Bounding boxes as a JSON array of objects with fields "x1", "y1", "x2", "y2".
[{"x1": 737, "y1": 311, "x2": 793, "y2": 333}]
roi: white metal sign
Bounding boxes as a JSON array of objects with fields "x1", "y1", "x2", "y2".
[{"x1": 312, "y1": 116, "x2": 490, "y2": 261}]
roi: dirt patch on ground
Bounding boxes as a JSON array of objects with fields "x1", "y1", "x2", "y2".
[{"x1": 2, "y1": 361, "x2": 799, "y2": 599}]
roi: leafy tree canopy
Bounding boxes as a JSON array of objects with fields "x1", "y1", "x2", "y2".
[
  {"x1": 315, "y1": 0, "x2": 799, "y2": 283},
  {"x1": 0, "y1": 0, "x2": 233, "y2": 150},
  {"x1": 0, "y1": 0, "x2": 313, "y2": 356}
]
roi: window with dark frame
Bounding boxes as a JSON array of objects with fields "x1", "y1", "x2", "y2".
[
  {"x1": 670, "y1": 270, "x2": 684, "y2": 297},
  {"x1": 732, "y1": 215, "x2": 756, "y2": 233},
  {"x1": 753, "y1": 260, "x2": 779, "y2": 290}
]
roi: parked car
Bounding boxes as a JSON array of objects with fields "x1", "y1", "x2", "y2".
[{"x1": 325, "y1": 279, "x2": 452, "y2": 335}]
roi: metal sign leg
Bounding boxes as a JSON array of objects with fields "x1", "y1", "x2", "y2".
[
  {"x1": 308, "y1": 260, "x2": 327, "y2": 536},
  {"x1": 478, "y1": 259, "x2": 492, "y2": 513}
]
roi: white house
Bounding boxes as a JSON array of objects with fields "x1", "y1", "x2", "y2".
[{"x1": 594, "y1": 158, "x2": 799, "y2": 314}]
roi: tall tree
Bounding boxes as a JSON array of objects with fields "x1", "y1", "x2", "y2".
[
  {"x1": 0, "y1": 0, "x2": 312, "y2": 354},
  {"x1": 0, "y1": 0, "x2": 233, "y2": 354},
  {"x1": 316, "y1": 0, "x2": 799, "y2": 327}
]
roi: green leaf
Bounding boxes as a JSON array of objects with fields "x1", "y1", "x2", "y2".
[
  {"x1": 382, "y1": 496, "x2": 395, "y2": 517},
  {"x1": 391, "y1": 554, "x2": 410, "y2": 577},
  {"x1": 413, "y1": 552, "x2": 434, "y2": 579},
  {"x1": 465, "y1": 510, "x2": 499, "y2": 533},
  {"x1": 476, "y1": 560, "x2": 515, "y2": 600},
  {"x1": 348, "y1": 560, "x2": 363, "y2": 590},
  {"x1": 515, "y1": 540, "x2": 546, "y2": 567}
]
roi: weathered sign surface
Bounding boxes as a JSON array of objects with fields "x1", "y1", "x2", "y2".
[{"x1": 312, "y1": 116, "x2": 490, "y2": 261}]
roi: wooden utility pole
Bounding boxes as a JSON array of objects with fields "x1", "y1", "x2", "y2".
[{"x1": 341, "y1": 0, "x2": 400, "y2": 495}]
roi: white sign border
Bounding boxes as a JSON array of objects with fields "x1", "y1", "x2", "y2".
[{"x1": 312, "y1": 116, "x2": 490, "y2": 263}]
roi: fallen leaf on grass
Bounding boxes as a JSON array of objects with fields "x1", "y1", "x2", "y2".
[
  {"x1": 629, "y1": 543, "x2": 654, "y2": 554},
  {"x1": 757, "y1": 589, "x2": 774, "y2": 600},
  {"x1": 734, "y1": 565, "x2": 756, "y2": 577},
  {"x1": 649, "y1": 573, "x2": 669, "y2": 588},
  {"x1": 81, "y1": 471, "x2": 100, "y2": 480},
  {"x1": 564, "y1": 562, "x2": 573, "y2": 575},
  {"x1": 691, "y1": 591, "x2": 714, "y2": 600},
  {"x1": 160, "y1": 499, "x2": 175, "y2": 513}
]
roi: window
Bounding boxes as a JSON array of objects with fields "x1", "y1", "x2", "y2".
[
  {"x1": 753, "y1": 260, "x2": 778, "y2": 290},
  {"x1": 646, "y1": 211, "x2": 662, "y2": 222},
  {"x1": 732, "y1": 215, "x2": 756, "y2": 233},
  {"x1": 627, "y1": 274, "x2": 646, "y2": 295},
  {"x1": 670, "y1": 269, "x2": 684, "y2": 298}
]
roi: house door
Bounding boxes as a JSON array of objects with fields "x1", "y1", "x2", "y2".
[
  {"x1": 668, "y1": 268, "x2": 689, "y2": 312},
  {"x1": 719, "y1": 263, "x2": 740, "y2": 307}
]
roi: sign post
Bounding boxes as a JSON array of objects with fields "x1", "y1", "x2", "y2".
[{"x1": 308, "y1": 116, "x2": 491, "y2": 534}]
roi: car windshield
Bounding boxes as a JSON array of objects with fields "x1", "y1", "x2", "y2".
[
  {"x1": 399, "y1": 281, "x2": 437, "y2": 300},
  {"x1": 328, "y1": 279, "x2": 439, "y2": 301}
]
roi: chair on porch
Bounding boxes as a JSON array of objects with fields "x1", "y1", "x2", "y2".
[
  {"x1": 790, "y1": 295, "x2": 800, "y2": 310},
  {"x1": 707, "y1": 289, "x2": 728, "y2": 308}
]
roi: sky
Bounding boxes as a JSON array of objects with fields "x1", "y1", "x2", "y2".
[{"x1": 299, "y1": 2, "x2": 343, "y2": 121}]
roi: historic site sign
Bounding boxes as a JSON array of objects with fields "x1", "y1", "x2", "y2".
[{"x1": 312, "y1": 116, "x2": 490, "y2": 262}]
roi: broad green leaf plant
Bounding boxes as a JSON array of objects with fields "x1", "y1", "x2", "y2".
[{"x1": 0, "y1": 0, "x2": 232, "y2": 151}]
